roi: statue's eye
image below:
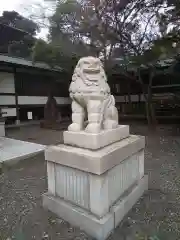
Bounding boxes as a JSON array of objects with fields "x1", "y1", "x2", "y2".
[{"x1": 84, "y1": 61, "x2": 89, "y2": 64}]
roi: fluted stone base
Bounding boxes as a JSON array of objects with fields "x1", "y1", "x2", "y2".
[
  {"x1": 44, "y1": 133, "x2": 148, "y2": 239},
  {"x1": 43, "y1": 176, "x2": 148, "y2": 240}
]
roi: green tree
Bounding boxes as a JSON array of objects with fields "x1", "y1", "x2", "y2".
[
  {"x1": 32, "y1": 0, "x2": 95, "y2": 73},
  {"x1": 31, "y1": 0, "x2": 180, "y2": 126},
  {"x1": 32, "y1": 0, "x2": 161, "y2": 68},
  {"x1": 32, "y1": 38, "x2": 86, "y2": 73}
]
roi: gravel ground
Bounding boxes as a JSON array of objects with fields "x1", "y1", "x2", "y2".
[
  {"x1": 6, "y1": 125, "x2": 64, "y2": 145},
  {"x1": 0, "y1": 124, "x2": 180, "y2": 240}
]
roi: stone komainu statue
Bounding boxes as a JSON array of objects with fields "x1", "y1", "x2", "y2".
[{"x1": 68, "y1": 56, "x2": 118, "y2": 133}]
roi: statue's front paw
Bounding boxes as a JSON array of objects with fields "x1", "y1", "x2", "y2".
[
  {"x1": 68, "y1": 123, "x2": 82, "y2": 132},
  {"x1": 85, "y1": 123, "x2": 101, "y2": 133}
]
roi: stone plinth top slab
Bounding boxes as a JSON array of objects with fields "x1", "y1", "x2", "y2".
[
  {"x1": 63, "y1": 125, "x2": 129, "y2": 150},
  {"x1": 0, "y1": 137, "x2": 46, "y2": 165},
  {"x1": 45, "y1": 135, "x2": 145, "y2": 175}
]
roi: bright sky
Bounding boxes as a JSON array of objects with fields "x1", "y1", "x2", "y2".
[
  {"x1": 0, "y1": 0, "x2": 50, "y2": 39},
  {"x1": 0, "y1": 0, "x2": 22, "y2": 15}
]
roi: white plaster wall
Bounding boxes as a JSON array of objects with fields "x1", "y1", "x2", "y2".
[
  {"x1": 115, "y1": 96, "x2": 125, "y2": 103},
  {"x1": 0, "y1": 95, "x2": 16, "y2": 105},
  {"x1": 131, "y1": 95, "x2": 139, "y2": 102},
  {"x1": 2, "y1": 108, "x2": 16, "y2": 117},
  {"x1": 56, "y1": 97, "x2": 71, "y2": 105},
  {"x1": 115, "y1": 94, "x2": 144, "y2": 103},
  {"x1": 18, "y1": 96, "x2": 71, "y2": 105},
  {"x1": 0, "y1": 72, "x2": 15, "y2": 93}
]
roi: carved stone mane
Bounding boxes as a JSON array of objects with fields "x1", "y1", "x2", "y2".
[
  {"x1": 72, "y1": 56, "x2": 107, "y2": 86},
  {"x1": 70, "y1": 56, "x2": 110, "y2": 97}
]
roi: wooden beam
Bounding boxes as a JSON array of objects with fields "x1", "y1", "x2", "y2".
[
  {"x1": 152, "y1": 84, "x2": 180, "y2": 89},
  {"x1": 13, "y1": 67, "x2": 20, "y2": 123}
]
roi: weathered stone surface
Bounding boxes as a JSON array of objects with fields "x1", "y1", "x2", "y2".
[
  {"x1": 45, "y1": 135, "x2": 145, "y2": 175},
  {"x1": 89, "y1": 152, "x2": 141, "y2": 217},
  {"x1": 54, "y1": 163, "x2": 90, "y2": 209},
  {"x1": 43, "y1": 192, "x2": 114, "y2": 240},
  {"x1": 46, "y1": 148, "x2": 143, "y2": 217},
  {"x1": 68, "y1": 56, "x2": 119, "y2": 133},
  {"x1": 113, "y1": 175, "x2": 148, "y2": 228},
  {"x1": 43, "y1": 56, "x2": 148, "y2": 240},
  {"x1": 64, "y1": 125, "x2": 129, "y2": 149},
  {"x1": 43, "y1": 176, "x2": 148, "y2": 240}
]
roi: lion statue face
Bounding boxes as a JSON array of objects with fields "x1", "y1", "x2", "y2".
[{"x1": 72, "y1": 56, "x2": 107, "y2": 86}]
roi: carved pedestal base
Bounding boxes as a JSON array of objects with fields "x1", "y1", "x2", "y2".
[
  {"x1": 43, "y1": 131, "x2": 148, "y2": 240},
  {"x1": 64, "y1": 125, "x2": 129, "y2": 150},
  {"x1": 43, "y1": 175, "x2": 147, "y2": 240}
]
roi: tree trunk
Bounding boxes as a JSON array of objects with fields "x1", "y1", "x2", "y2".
[
  {"x1": 127, "y1": 83, "x2": 132, "y2": 114},
  {"x1": 143, "y1": 93, "x2": 157, "y2": 128},
  {"x1": 147, "y1": 68, "x2": 157, "y2": 128},
  {"x1": 138, "y1": 67, "x2": 157, "y2": 128},
  {"x1": 145, "y1": 101, "x2": 151, "y2": 126}
]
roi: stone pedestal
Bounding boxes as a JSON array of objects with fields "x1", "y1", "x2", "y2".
[
  {"x1": 0, "y1": 121, "x2": 5, "y2": 137},
  {"x1": 43, "y1": 126, "x2": 148, "y2": 240},
  {"x1": 64, "y1": 125, "x2": 129, "y2": 150}
]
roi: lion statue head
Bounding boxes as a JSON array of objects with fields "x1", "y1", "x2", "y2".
[
  {"x1": 72, "y1": 56, "x2": 108, "y2": 86},
  {"x1": 69, "y1": 56, "x2": 110, "y2": 97}
]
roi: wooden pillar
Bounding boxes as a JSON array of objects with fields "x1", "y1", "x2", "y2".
[
  {"x1": 13, "y1": 67, "x2": 20, "y2": 124},
  {"x1": 138, "y1": 94, "x2": 141, "y2": 112}
]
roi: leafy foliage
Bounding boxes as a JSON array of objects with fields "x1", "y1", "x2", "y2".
[
  {"x1": 32, "y1": 0, "x2": 180, "y2": 67},
  {"x1": 32, "y1": 0, "x2": 180, "y2": 80},
  {"x1": 30, "y1": 0, "x2": 180, "y2": 127},
  {"x1": 32, "y1": 37, "x2": 90, "y2": 73}
]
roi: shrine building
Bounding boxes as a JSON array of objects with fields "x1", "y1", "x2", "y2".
[
  {"x1": 0, "y1": 53, "x2": 71, "y2": 124},
  {"x1": 1, "y1": 22, "x2": 180, "y2": 124}
]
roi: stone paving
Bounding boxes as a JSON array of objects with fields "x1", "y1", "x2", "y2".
[
  {"x1": 0, "y1": 137, "x2": 45, "y2": 165},
  {"x1": 0, "y1": 124, "x2": 180, "y2": 239}
]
